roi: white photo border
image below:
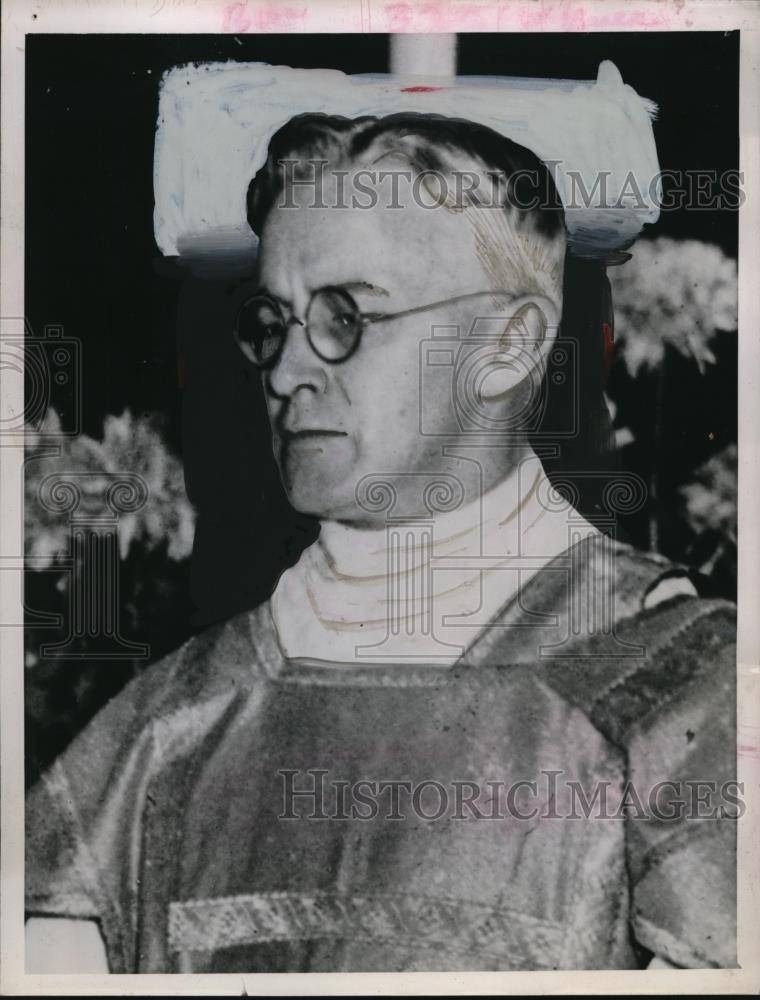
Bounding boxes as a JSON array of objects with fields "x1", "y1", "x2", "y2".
[{"x1": 2, "y1": 0, "x2": 758, "y2": 994}]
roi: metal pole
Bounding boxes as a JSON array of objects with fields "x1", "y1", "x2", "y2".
[{"x1": 389, "y1": 34, "x2": 457, "y2": 79}]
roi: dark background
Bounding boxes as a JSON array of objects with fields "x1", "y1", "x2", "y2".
[
  {"x1": 26, "y1": 32, "x2": 739, "y2": 432},
  {"x1": 25, "y1": 32, "x2": 739, "y2": 780}
]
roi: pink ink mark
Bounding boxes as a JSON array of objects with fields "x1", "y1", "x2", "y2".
[
  {"x1": 379, "y1": 1, "x2": 673, "y2": 33},
  {"x1": 382, "y1": 1, "x2": 494, "y2": 32},
  {"x1": 400, "y1": 85, "x2": 444, "y2": 93},
  {"x1": 516, "y1": 4, "x2": 671, "y2": 32},
  {"x1": 222, "y1": 2, "x2": 251, "y2": 31},
  {"x1": 222, "y1": 2, "x2": 307, "y2": 33}
]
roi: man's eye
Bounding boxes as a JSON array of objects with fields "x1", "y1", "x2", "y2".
[
  {"x1": 259, "y1": 318, "x2": 282, "y2": 334},
  {"x1": 235, "y1": 296, "x2": 286, "y2": 364},
  {"x1": 256, "y1": 318, "x2": 285, "y2": 345}
]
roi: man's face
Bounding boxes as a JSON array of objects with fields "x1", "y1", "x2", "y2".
[{"x1": 256, "y1": 170, "x2": 512, "y2": 524}]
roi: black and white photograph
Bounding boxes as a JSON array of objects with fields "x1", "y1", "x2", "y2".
[{"x1": 1, "y1": 0, "x2": 758, "y2": 993}]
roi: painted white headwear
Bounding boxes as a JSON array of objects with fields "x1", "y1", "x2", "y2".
[{"x1": 153, "y1": 60, "x2": 660, "y2": 269}]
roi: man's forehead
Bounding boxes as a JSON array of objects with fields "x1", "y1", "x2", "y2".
[
  {"x1": 259, "y1": 169, "x2": 487, "y2": 281},
  {"x1": 260, "y1": 191, "x2": 483, "y2": 291},
  {"x1": 280, "y1": 164, "x2": 456, "y2": 213}
]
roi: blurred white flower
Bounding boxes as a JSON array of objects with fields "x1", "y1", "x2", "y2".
[
  {"x1": 610, "y1": 237, "x2": 737, "y2": 376},
  {"x1": 680, "y1": 443, "x2": 737, "y2": 541},
  {"x1": 25, "y1": 408, "x2": 196, "y2": 568},
  {"x1": 604, "y1": 392, "x2": 635, "y2": 450}
]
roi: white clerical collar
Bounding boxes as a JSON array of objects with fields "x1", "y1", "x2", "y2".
[
  {"x1": 271, "y1": 457, "x2": 598, "y2": 664},
  {"x1": 316, "y1": 460, "x2": 547, "y2": 577}
]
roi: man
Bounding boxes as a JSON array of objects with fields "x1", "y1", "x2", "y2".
[{"x1": 26, "y1": 113, "x2": 736, "y2": 973}]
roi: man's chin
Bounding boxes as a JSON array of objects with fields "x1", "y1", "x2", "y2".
[
  {"x1": 285, "y1": 484, "x2": 352, "y2": 521},
  {"x1": 281, "y1": 466, "x2": 355, "y2": 521},
  {"x1": 277, "y1": 439, "x2": 353, "y2": 513}
]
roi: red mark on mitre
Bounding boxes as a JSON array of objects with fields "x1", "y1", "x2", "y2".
[{"x1": 400, "y1": 85, "x2": 444, "y2": 93}]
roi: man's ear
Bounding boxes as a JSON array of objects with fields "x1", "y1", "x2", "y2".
[{"x1": 478, "y1": 294, "x2": 560, "y2": 402}]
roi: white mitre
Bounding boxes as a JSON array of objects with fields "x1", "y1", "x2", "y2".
[{"x1": 153, "y1": 59, "x2": 661, "y2": 269}]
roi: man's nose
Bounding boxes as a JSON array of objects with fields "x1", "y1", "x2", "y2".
[{"x1": 265, "y1": 318, "x2": 328, "y2": 398}]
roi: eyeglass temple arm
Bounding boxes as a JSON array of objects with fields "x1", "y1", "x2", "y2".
[{"x1": 364, "y1": 290, "x2": 516, "y2": 326}]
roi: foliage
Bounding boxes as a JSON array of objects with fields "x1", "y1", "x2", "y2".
[
  {"x1": 25, "y1": 407, "x2": 196, "y2": 568},
  {"x1": 680, "y1": 443, "x2": 738, "y2": 541},
  {"x1": 24, "y1": 409, "x2": 196, "y2": 782},
  {"x1": 679, "y1": 444, "x2": 738, "y2": 583},
  {"x1": 610, "y1": 237, "x2": 737, "y2": 376}
]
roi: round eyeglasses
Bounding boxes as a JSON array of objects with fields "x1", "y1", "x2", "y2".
[
  {"x1": 235, "y1": 287, "x2": 371, "y2": 368},
  {"x1": 233, "y1": 286, "x2": 517, "y2": 370}
]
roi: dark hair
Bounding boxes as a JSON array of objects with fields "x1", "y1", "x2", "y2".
[{"x1": 247, "y1": 111, "x2": 564, "y2": 241}]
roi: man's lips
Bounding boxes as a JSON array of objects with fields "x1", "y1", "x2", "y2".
[{"x1": 277, "y1": 428, "x2": 348, "y2": 441}]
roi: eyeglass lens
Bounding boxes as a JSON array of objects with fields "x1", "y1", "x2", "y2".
[
  {"x1": 236, "y1": 288, "x2": 363, "y2": 367},
  {"x1": 236, "y1": 296, "x2": 286, "y2": 367}
]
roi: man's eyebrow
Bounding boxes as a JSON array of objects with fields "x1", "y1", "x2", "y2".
[
  {"x1": 254, "y1": 285, "x2": 289, "y2": 306},
  {"x1": 253, "y1": 281, "x2": 390, "y2": 304},
  {"x1": 340, "y1": 281, "x2": 390, "y2": 297}
]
